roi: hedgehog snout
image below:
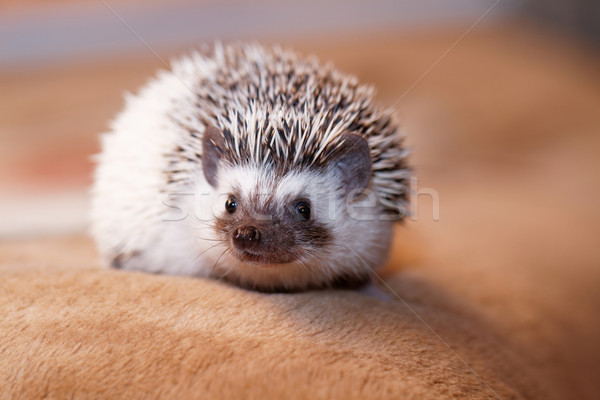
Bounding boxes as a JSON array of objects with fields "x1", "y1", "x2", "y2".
[{"x1": 232, "y1": 226, "x2": 261, "y2": 251}]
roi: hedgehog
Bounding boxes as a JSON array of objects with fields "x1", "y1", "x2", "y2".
[{"x1": 91, "y1": 43, "x2": 410, "y2": 292}]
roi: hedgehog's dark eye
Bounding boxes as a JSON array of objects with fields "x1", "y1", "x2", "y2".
[
  {"x1": 295, "y1": 201, "x2": 311, "y2": 221},
  {"x1": 225, "y1": 196, "x2": 237, "y2": 214}
]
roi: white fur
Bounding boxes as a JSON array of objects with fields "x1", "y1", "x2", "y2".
[
  {"x1": 185, "y1": 164, "x2": 393, "y2": 289},
  {"x1": 91, "y1": 62, "x2": 202, "y2": 274}
]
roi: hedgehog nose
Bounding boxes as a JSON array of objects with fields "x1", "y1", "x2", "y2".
[{"x1": 233, "y1": 226, "x2": 261, "y2": 250}]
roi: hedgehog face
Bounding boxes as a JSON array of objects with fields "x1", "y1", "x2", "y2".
[
  {"x1": 190, "y1": 126, "x2": 392, "y2": 290},
  {"x1": 207, "y1": 166, "x2": 333, "y2": 265},
  {"x1": 193, "y1": 161, "x2": 392, "y2": 291}
]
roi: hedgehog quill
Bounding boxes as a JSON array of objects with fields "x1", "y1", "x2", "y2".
[{"x1": 91, "y1": 43, "x2": 410, "y2": 292}]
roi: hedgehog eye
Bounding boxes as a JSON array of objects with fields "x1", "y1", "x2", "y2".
[
  {"x1": 294, "y1": 201, "x2": 311, "y2": 221},
  {"x1": 225, "y1": 196, "x2": 237, "y2": 214}
]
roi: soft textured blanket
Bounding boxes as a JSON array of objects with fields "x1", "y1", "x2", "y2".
[
  {"x1": 0, "y1": 239, "x2": 544, "y2": 399},
  {"x1": 1, "y1": 219, "x2": 598, "y2": 400}
]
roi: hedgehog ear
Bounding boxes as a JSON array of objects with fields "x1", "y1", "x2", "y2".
[
  {"x1": 330, "y1": 133, "x2": 372, "y2": 197},
  {"x1": 202, "y1": 125, "x2": 225, "y2": 187}
]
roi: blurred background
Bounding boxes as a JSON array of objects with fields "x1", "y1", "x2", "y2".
[
  {"x1": 1, "y1": 0, "x2": 599, "y2": 237},
  {"x1": 1, "y1": 0, "x2": 599, "y2": 398}
]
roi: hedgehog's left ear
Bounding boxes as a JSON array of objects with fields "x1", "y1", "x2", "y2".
[
  {"x1": 330, "y1": 133, "x2": 372, "y2": 196},
  {"x1": 202, "y1": 125, "x2": 225, "y2": 187}
]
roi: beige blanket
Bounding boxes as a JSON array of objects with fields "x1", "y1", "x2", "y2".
[
  {"x1": 0, "y1": 240, "x2": 543, "y2": 399},
  {"x1": 1, "y1": 213, "x2": 598, "y2": 400}
]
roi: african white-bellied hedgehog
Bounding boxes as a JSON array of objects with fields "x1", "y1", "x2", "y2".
[{"x1": 91, "y1": 43, "x2": 410, "y2": 292}]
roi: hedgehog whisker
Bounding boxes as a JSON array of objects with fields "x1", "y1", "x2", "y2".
[
  {"x1": 193, "y1": 219, "x2": 216, "y2": 228},
  {"x1": 298, "y1": 258, "x2": 314, "y2": 274},
  {"x1": 195, "y1": 237, "x2": 226, "y2": 243},
  {"x1": 193, "y1": 242, "x2": 225, "y2": 262},
  {"x1": 211, "y1": 247, "x2": 230, "y2": 274}
]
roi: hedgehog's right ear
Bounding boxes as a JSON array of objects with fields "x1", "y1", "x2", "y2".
[
  {"x1": 330, "y1": 133, "x2": 372, "y2": 197},
  {"x1": 202, "y1": 125, "x2": 225, "y2": 187}
]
